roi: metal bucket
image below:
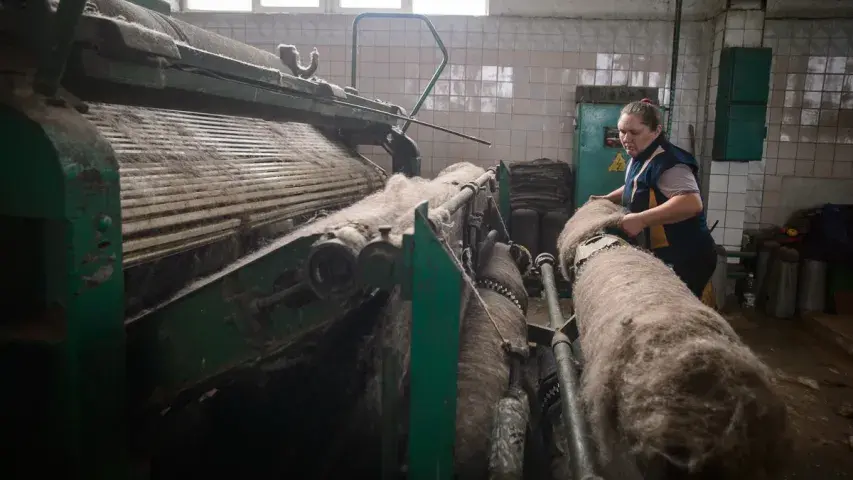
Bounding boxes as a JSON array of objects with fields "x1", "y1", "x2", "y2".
[
  {"x1": 711, "y1": 244, "x2": 728, "y2": 311},
  {"x1": 798, "y1": 259, "x2": 827, "y2": 314},
  {"x1": 765, "y1": 247, "x2": 799, "y2": 319},
  {"x1": 755, "y1": 240, "x2": 780, "y2": 309}
]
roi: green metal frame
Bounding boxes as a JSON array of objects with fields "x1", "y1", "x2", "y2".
[
  {"x1": 0, "y1": 94, "x2": 126, "y2": 477},
  {"x1": 125, "y1": 234, "x2": 362, "y2": 412},
  {"x1": 402, "y1": 162, "x2": 512, "y2": 479},
  {"x1": 405, "y1": 202, "x2": 464, "y2": 480}
]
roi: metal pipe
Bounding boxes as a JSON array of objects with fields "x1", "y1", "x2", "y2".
[
  {"x1": 537, "y1": 254, "x2": 601, "y2": 480},
  {"x1": 350, "y1": 13, "x2": 448, "y2": 133},
  {"x1": 477, "y1": 230, "x2": 499, "y2": 274},
  {"x1": 666, "y1": 0, "x2": 683, "y2": 135},
  {"x1": 324, "y1": 96, "x2": 491, "y2": 145},
  {"x1": 435, "y1": 171, "x2": 495, "y2": 220},
  {"x1": 357, "y1": 168, "x2": 496, "y2": 291}
]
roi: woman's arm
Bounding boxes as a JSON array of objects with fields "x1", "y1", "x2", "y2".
[
  {"x1": 635, "y1": 193, "x2": 703, "y2": 225},
  {"x1": 619, "y1": 164, "x2": 703, "y2": 236},
  {"x1": 620, "y1": 193, "x2": 703, "y2": 236}
]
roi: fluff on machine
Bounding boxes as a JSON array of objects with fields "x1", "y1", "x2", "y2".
[
  {"x1": 0, "y1": 1, "x2": 785, "y2": 479},
  {"x1": 0, "y1": 0, "x2": 519, "y2": 477}
]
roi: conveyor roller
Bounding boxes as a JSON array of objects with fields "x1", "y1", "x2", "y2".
[{"x1": 85, "y1": 103, "x2": 386, "y2": 267}]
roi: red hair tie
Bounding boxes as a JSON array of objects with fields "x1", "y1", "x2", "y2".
[{"x1": 640, "y1": 98, "x2": 653, "y2": 104}]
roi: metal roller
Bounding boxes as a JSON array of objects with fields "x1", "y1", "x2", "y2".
[{"x1": 84, "y1": 102, "x2": 386, "y2": 267}]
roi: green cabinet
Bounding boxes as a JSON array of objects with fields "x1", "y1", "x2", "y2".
[{"x1": 713, "y1": 47, "x2": 772, "y2": 162}]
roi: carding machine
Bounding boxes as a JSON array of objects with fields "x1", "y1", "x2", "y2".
[
  {"x1": 0, "y1": 1, "x2": 633, "y2": 480},
  {"x1": 0, "y1": 0, "x2": 501, "y2": 476}
]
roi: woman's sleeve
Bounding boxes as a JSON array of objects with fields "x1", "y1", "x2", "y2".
[{"x1": 658, "y1": 164, "x2": 700, "y2": 198}]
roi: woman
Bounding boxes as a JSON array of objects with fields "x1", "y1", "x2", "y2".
[{"x1": 591, "y1": 99, "x2": 716, "y2": 298}]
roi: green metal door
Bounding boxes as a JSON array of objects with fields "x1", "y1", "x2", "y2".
[{"x1": 573, "y1": 103, "x2": 629, "y2": 209}]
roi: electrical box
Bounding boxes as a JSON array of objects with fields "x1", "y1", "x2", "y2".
[
  {"x1": 713, "y1": 47, "x2": 772, "y2": 162},
  {"x1": 573, "y1": 86, "x2": 658, "y2": 209}
]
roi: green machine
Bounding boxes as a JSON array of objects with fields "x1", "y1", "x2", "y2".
[
  {"x1": 572, "y1": 86, "x2": 660, "y2": 208},
  {"x1": 0, "y1": 2, "x2": 630, "y2": 480},
  {"x1": 0, "y1": 0, "x2": 514, "y2": 477}
]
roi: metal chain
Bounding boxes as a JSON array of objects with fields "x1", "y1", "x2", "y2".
[{"x1": 438, "y1": 237, "x2": 511, "y2": 348}]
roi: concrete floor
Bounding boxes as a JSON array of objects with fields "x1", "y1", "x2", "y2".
[
  {"x1": 733, "y1": 310, "x2": 853, "y2": 478},
  {"x1": 526, "y1": 298, "x2": 853, "y2": 478}
]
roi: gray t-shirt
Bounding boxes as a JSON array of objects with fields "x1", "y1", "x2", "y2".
[{"x1": 625, "y1": 162, "x2": 699, "y2": 198}]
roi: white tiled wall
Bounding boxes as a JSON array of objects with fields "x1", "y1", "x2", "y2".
[
  {"x1": 177, "y1": 6, "x2": 853, "y2": 250},
  {"x1": 178, "y1": 12, "x2": 709, "y2": 178},
  {"x1": 758, "y1": 19, "x2": 853, "y2": 226}
]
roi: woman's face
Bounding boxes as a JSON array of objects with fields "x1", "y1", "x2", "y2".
[{"x1": 617, "y1": 113, "x2": 661, "y2": 157}]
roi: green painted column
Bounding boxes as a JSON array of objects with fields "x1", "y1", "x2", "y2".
[
  {"x1": 407, "y1": 202, "x2": 463, "y2": 480},
  {"x1": 0, "y1": 94, "x2": 126, "y2": 477}
]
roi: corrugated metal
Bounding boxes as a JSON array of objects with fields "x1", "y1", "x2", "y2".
[{"x1": 85, "y1": 103, "x2": 387, "y2": 267}]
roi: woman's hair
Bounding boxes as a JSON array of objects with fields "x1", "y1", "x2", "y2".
[{"x1": 621, "y1": 98, "x2": 662, "y2": 132}]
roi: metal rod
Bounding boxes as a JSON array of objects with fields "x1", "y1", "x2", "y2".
[
  {"x1": 537, "y1": 254, "x2": 601, "y2": 480},
  {"x1": 487, "y1": 196, "x2": 510, "y2": 241},
  {"x1": 436, "y1": 171, "x2": 495, "y2": 219},
  {"x1": 34, "y1": 0, "x2": 90, "y2": 98},
  {"x1": 477, "y1": 230, "x2": 499, "y2": 274},
  {"x1": 323, "y1": 96, "x2": 491, "y2": 145},
  {"x1": 666, "y1": 0, "x2": 683, "y2": 135},
  {"x1": 350, "y1": 13, "x2": 448, "y2": 133}
]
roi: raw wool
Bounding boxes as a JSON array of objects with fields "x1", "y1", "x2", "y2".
[
  {"x1": 555, "y1": 199, "x2": 626, "y2": 279},
  {"x1": 359, "y1": 243, "x2": 529, "y2": 479},
  {"x1": 455, "y1": 242, "x2": 529, "y2": 479},
  {"x1": 312, "y1": 162, "x2": 486, "y2": 250},
  {"x1": 358, "y1": 198, "x2": 476, "y2": 421},
  {"x1": 388, "y1": 162, "x2": 489, "y2": 239},
  {"x1": 558, "y1": 201, "x2": 790, "y2": 478}
]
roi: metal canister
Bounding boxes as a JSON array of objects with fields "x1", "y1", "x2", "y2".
[
  {"x1": 755, "y1": 240, "x2": 780, "y2": 309},
  {"x1": 798, "y1": 259, "x2": 827, "y2": 314},
  {"x1": 711, "y1": 244, "x2": 728, "y2": 311},
  {"x1": 765, "y1": 247, "x2": 799, "y2": 319}
]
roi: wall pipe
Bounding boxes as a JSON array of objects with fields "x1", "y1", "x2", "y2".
[{"x1": 666, "y1": 0, "x2": 684, "y2": 135}]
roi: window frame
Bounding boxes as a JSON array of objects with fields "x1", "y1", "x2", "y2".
[
  {"x1": 182, "y1": 0, "x2": 487, "y2": 15},
  {"x1": 329, "y1": 0, "x2": 413, "y2": 15},
  {"x1": 253, "y1": 0, "x2": 326, "y2": 14}
]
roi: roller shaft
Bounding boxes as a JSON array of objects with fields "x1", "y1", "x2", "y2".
[
  {"x1": 488, "y1": 388, "x2": 529, "y2": 480},
  {"x1": 538, "y1": 255, "x2": 601, "y2": 480}
]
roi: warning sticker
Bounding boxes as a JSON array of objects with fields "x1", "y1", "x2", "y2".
[{"x1": 608, "y1": 151, "x2": 628, "y2": 172}]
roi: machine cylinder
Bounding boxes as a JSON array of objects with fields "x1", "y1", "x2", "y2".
[{"x1": 487, "y1": 388, "x2": 530, "y2": 480}]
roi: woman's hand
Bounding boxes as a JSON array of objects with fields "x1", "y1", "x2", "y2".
[{"x1": 620, "y1": 213, "x2": 646, "y2": 237}]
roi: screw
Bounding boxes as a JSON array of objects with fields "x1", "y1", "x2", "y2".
[{"x1": 97, "y1": 215, "x2": 112, "y2": 232}]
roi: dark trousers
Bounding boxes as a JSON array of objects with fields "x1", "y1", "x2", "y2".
[{"x1": 661, "y1": 246, "x2": 717, "y2": 298}]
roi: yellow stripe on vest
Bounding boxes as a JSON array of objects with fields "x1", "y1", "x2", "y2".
[{"x1": 647, "y1": 190, "x2": 670, "y2": 249}]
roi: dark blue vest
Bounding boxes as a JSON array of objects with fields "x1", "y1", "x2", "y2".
[{"x1": 621, "y1": 135, "x2": 714, "y2": 264}]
